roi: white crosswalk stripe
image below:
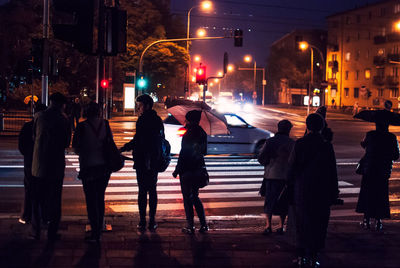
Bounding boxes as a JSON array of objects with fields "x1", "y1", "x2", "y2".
[{"x1": 63, "y1": 155, "x2": 368, "y2": 218}]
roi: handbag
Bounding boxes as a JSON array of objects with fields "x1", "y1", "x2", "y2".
[
  {"x1": 356, "y1": 156, "x2": 365, "y2": 175},
  {"x1": 183, "y1": 167, "x2": 209, "y2": 188},
  {"x1": 103, "y1": 121, "x2": 125, "y2": 173}
]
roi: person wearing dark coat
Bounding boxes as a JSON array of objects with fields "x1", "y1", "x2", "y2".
[
  {"x1": 356, "y1": 119, "x2": 399, "y2": 231},
  {"x1": 258, "y1": 120, "x2": 294, "y2": 235},
  {"x1": 31, "y1": 93, "x2": 71, "y2": 240},
  {"x1": 172, "y1": 110, "x2": 209, "y2": 234},
  {"x1": 72, "y1": 102, "x2": 111, "y2": 242},
  {"x1": 287, "y1": 113, "x2": 339, "y2": 268},
  {"x1": 18, "y1": 104, "x2": 47, "y2": 225},
  {"x1": 120, "y1": 94, "x2": 164, "y2": 232}
]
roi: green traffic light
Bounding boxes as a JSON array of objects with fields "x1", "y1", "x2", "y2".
[{"x1": 138, "y1": 77, "x2": 146, "y2": 88}]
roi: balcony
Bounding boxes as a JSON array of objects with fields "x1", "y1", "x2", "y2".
[
  {"x1": 373, "y1": 56, "x2": 386, "y2": 66},
  {"x1": 374, "y1": 35, "x2": 386, "y2": 44},
  {"x1": 328, "y1": 60, "x2": 338, "y2": 73},
  {"x1": 386, "y1": 76, "x2": 399, "y2": 86},
  {"x1": 373, "y1": 76, "x2": 385, "y2": 86},
  {"x1": 387, "y1": 53, "x2": 400, "y2": 62},
  {"x1": 327, "y1": 78, "x2": 338, "y2": 85}
]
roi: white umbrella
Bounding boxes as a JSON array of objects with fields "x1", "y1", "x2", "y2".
[{"x1": 167, "y1": 105, "x2": 228, "y2": 135}]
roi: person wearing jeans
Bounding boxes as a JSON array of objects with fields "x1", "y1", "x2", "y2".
[{"x1": 173, "y1": 110, "x2": 208, "y2": 234}]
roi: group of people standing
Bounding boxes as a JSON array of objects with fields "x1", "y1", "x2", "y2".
[
  {"x1": 18, "y1": 93, "x2": 399, "y2": 267},
  {"x1": 257, "y1": 104, "x2": 399, "y2": 268}
]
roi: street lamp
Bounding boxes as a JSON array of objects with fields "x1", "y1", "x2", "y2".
[
  {"x1": 243, "y1": 55, "x2": 258, "y2": 105},
  {"x1": 299, "y1": 41, "x2": 325, "y2": 114},
  {"x1": 227, "y1": 64, "x2": 234, "y2": 72},
  {"x1": 194, "y1": 55, "x2": 201, "y2": 62},
  {"x1": 186, "y1": 1, "x2": 213, "y2": 96},
  {"x1": 196, "y1": 28, "x2": 207, "y2": 37}
]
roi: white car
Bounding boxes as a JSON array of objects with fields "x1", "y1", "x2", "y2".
[{"x1": 164, "y1": 113, "x2": 274, "y2": 156}]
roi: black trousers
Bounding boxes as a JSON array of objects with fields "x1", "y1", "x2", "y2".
[
  {"x1": 180, "y1": 177, "x2": 206, "y2": 227},
  {"x1": 31, "y1": 176, "x2": 46, "y2": 237},
  {"x1": 46, "y1": 177, "x2": 64, "y2": 238},
  {"x1": 136, "y1": 169, "x2": 158, "y2": 223},
  {"x1": 82, "y1": 171, "x2": 109, "y2": 238}
]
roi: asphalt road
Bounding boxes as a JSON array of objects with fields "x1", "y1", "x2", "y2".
[{"x1": 1, "y1": 106, "x2": 399, "y2": 221}]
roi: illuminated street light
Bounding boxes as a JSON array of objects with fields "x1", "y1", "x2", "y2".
[
  {"x1": 214, "y1": 78, "x2": 219, "y2": 83},
  {"x1": 201, "y1": 1, "x2": 212, "y2": 11},
  {"x1": 395, "y1": 20, "x2": 400, "y2": 31},
  {"x1": 217, "y1": 71, "x2": 223, "y2": 76},
  {"x1": 299, "y1": 41, "x2": 309, "y2": 51},
  {"x1": 197, "y1": 28, "x2": 206, "y2": 37},
  {"x1": 244, "y1": 55, "x2": 252, "y2": 63},
  {"x1": 227, "y1": 64, "x2": 234, "y2": 72},
  {"x1": 194, "y1": 55, "x2": 201, "y2": 62},
  {"x1": 186, "y1": 1, "x2": 213, "y2": 96}
]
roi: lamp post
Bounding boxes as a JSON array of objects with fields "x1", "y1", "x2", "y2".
[
  {"x1": 186, "y1": 1, "x2": 212, "y2": 97},
  {"x1": 244, "y1": 55, "x2": 261, "y2": 105},
  {"x1": 299, "y1": 41, "x2": 325, "y2": 114}
]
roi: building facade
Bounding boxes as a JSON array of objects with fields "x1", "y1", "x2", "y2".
[{"x1": 326, "y1": 0, "x2": 400, "y2": 109}]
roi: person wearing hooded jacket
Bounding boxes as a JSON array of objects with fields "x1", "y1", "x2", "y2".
[
  {"x1": 120, "y1": 94, "x2": 164, "y2": 232},
  {"x1": 173, "y1": 110, "x2": 209, "y2": 234}
]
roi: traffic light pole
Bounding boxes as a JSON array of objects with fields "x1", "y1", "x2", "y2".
[
  {"x1": 238, "y1": 67, "x2": 266, "y2": 106},
  {"x1": 138, "y1": 36, "x2": 232, "y2": 74},
  {"x1": 41, "y1": 0, "x2": 49, "y2": 106}
]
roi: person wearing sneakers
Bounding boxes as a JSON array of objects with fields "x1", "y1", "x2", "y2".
[
  {"x1": 120, "y1": 94, "x2": 164, "y2": 232},
  {"x1": 173, "y1": 110, "x2": 209, "y2": 234},
  {"x1": 258, "y1": 120, "x2": 294, "y2": 235}
]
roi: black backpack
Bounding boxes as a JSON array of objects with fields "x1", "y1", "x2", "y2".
[{"x1": 156, "y1": 131, "x2": 171, "y2": 172}]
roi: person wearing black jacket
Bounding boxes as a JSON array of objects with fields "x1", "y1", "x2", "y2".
[
  {"x1": 287, "y1": 113, "x2": 339, "y2": 268},
  {"x1": 18, "y1": 104, "x2": 46, "y2": 225},
  {"x1": 173, "y1": 110, "x2": 209, "y2": 234},
  {"x1": 120, "y1": 94, "x2": 163, "y2": 232}
]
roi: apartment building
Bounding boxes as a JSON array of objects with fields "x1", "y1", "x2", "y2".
[{"x1": 326, "y1": 0, "x2": 400, "y2": 109}]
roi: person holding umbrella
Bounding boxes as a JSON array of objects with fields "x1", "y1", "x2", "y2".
[
  {"x1": 172, "y1": 110, "x2": 209, "y2": 234},
  {"x1": 355, "y1": 109, "x2": 399, "y2": 230}
]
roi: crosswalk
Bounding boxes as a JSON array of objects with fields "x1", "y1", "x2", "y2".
[{"x1": 64, "y1": 155, "x2": 373, "y2": 218}]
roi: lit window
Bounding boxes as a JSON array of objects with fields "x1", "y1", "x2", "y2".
[
  {"x1": 345, "y1": 52, "x2": 351, "y2": 61},
  {"x1": 365, "y1": 69, "x2": 371, "y2": 79},
  {"x1": 395, "y1": 4, "x2": 400, "y2": 14}
]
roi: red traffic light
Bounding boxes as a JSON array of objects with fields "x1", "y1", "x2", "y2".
[
  {"x1": 196, "y1": 65, "x2": 207, "y2": 85},
  {"x1": 101, "y1": 79, "x2": 109, "y2": 88}
]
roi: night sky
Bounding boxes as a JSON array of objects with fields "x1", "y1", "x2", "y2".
[{"x1": 170, "y1": 0, "x2": 383, "y2": 75}]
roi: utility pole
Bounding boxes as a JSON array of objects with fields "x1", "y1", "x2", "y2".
[
  {"x1": 42, "y1": 0, "x2": 49, "y2": 106},
  {"x1": 97, "y1": 0, "x2": 105, "y2": 111}
]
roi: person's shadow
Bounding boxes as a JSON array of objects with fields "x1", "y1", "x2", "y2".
[
  {"x1": 190, "y1": 233, "x2": 232, "y2": 267},
  {"x1": 74, "y1": 243, "x2": 101, "y2": 268},
  {"x1": 133, "y1": 232, "x2": 181, "y2": 267}
]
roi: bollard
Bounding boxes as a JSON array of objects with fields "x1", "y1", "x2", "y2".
[{"x1": 0, "y1": 113, "x2": 4, "y2": 131}]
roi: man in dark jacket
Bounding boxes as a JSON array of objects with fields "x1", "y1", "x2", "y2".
[
  {"x1": 120, "y1": 94, "x2": 163, "y2": 232},
  {"x1": 32, "y1": 93, "x2": 71, "y2": 240},
  {"x1": 287, "y1": 113, "x2": 339, "y2": 268},
  {"x1": 18, "y1": 104, "x2": 47, "y2": 225}
]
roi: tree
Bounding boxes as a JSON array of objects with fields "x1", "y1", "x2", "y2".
[
  {"x1": 266, "y1": 46, "x2": 310, "y2": 103},
  {"x1": 115, "y1": 0, "x2": 189, "y2": 97}
]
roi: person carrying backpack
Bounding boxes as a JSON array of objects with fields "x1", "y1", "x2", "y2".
[{"x1": 120, "y1": 94, "x2": 164, "y2": 232}]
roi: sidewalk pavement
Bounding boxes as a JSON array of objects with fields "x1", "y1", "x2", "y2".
[{"x1": 0, "y1": 214, "x2": 399, "y2": 267}]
